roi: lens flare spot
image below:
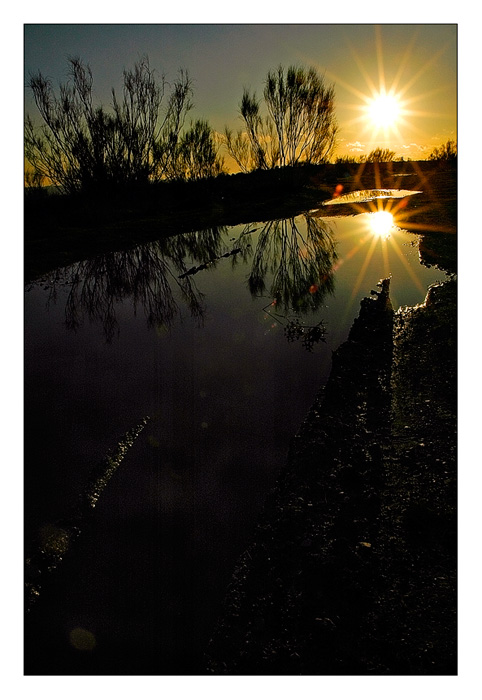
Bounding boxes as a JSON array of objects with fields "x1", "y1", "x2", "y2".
[
  {"x1": 370, "y1": 211, "x2": 394, "y2": 237},
  {"x1": 69, "y1": 627, "x2": 96, "y2": 652}
]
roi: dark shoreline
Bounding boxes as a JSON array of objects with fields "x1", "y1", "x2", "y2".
[{"x1": 24, "y1": 161, "x2": 456, "y2": 282}]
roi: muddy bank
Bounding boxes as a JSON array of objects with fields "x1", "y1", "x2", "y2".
[{"x1": 205, "y1": 275, "x2": 456, "y2": 675}]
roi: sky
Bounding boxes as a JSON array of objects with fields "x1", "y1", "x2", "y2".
[{"x1": 24, "y1": 23, "x2": 457, "y2": 166}]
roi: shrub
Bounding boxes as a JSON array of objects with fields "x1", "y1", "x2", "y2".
[
  {"x1": 225, "y1": 65, "x2": 338, "y2": 171},
  {"x1": 25, "y1": 56, "x2": 224, "y2": 194},
  {"x1": 428, "y1": 140, "x2": 457, "y2": 161}
]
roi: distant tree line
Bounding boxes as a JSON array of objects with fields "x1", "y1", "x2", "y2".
[
  {"x1": 335, "y1": 147, "x2": 396, "y2": 164},
  {"x1": 335, "y1": 140, "x2": 457, "y2": 164}
]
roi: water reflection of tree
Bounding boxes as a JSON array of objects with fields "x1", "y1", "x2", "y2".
[
  {"x1": 36, "y1": 216, "x2": 337, "y2": 342},
  {"x1": 234, "y1": 215, "x2": 337, "y2": 313},
  {"x1": 49, "y1": 226, "x2": 227, "y2": 341}
]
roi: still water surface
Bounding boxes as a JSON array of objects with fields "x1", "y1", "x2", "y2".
[{"x1": 24, "y1": 207, "x2": 446, "y2": 674}]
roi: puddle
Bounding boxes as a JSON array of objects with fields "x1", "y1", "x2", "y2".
[
  {"x1": 24, "y1": 211, "x2": 446, "y2": 674},
  {"x1": 322, "y1": 189, "x2": 422, "y2": 206}
]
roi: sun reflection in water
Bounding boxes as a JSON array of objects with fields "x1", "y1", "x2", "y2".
[
  {"x1": 323, "y1": 205, "x2": 430, "y2": 330},
  {"x1": 370, "y1": 210, "x2": 394, "y2": 238}
]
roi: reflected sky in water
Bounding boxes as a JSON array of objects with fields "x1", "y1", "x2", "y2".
[{"x1": 24, "y1": 211, "x2": 447, "y2": 674}]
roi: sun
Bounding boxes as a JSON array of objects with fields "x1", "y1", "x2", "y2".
[
  {"x1": 314, "y1": 24, "x2": 456, "y2": 165},
  {"x1": 367, "y1": 92, "x2": 401, "y2": 128}
]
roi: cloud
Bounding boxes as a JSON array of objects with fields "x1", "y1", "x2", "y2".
[
  {"x1": 400, "y1": 143, "x2": 427, "y2": 152},
  {"x1": 347, "y1": 141, "x2": 365, "y2": 152}
]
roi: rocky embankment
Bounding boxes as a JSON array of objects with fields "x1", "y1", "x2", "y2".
[{"x1": 205, "y1": 273, "x2": 456, "y2": 675}]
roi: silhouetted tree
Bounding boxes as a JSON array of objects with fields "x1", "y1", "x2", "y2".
[
  {"x1": 25, "y1": 56, "x2": 196, "y2": 193},
  {"x1": 175, "y1": 120, "x2": 226, "y2": 180},
  {"x1": 264, "y1": 66, "x2": 337, "y2": 167},
  {"x1": 428, "y1": 140, "x2": 457, "y2": 161},
  {"x1": 223, "y1": 128, "x2": 253, "y2": 173},
  {"x1": 225, "y1": 65, "x2": 337, "y2": 171}
]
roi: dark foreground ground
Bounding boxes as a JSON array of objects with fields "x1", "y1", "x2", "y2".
[{"x1": 205, "y1": 273, "x2": 456, "y2": 674}]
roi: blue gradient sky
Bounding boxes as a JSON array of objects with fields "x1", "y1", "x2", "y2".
[{"x1": 24, "y1": 24, "x2": 456, "y2": 164}]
